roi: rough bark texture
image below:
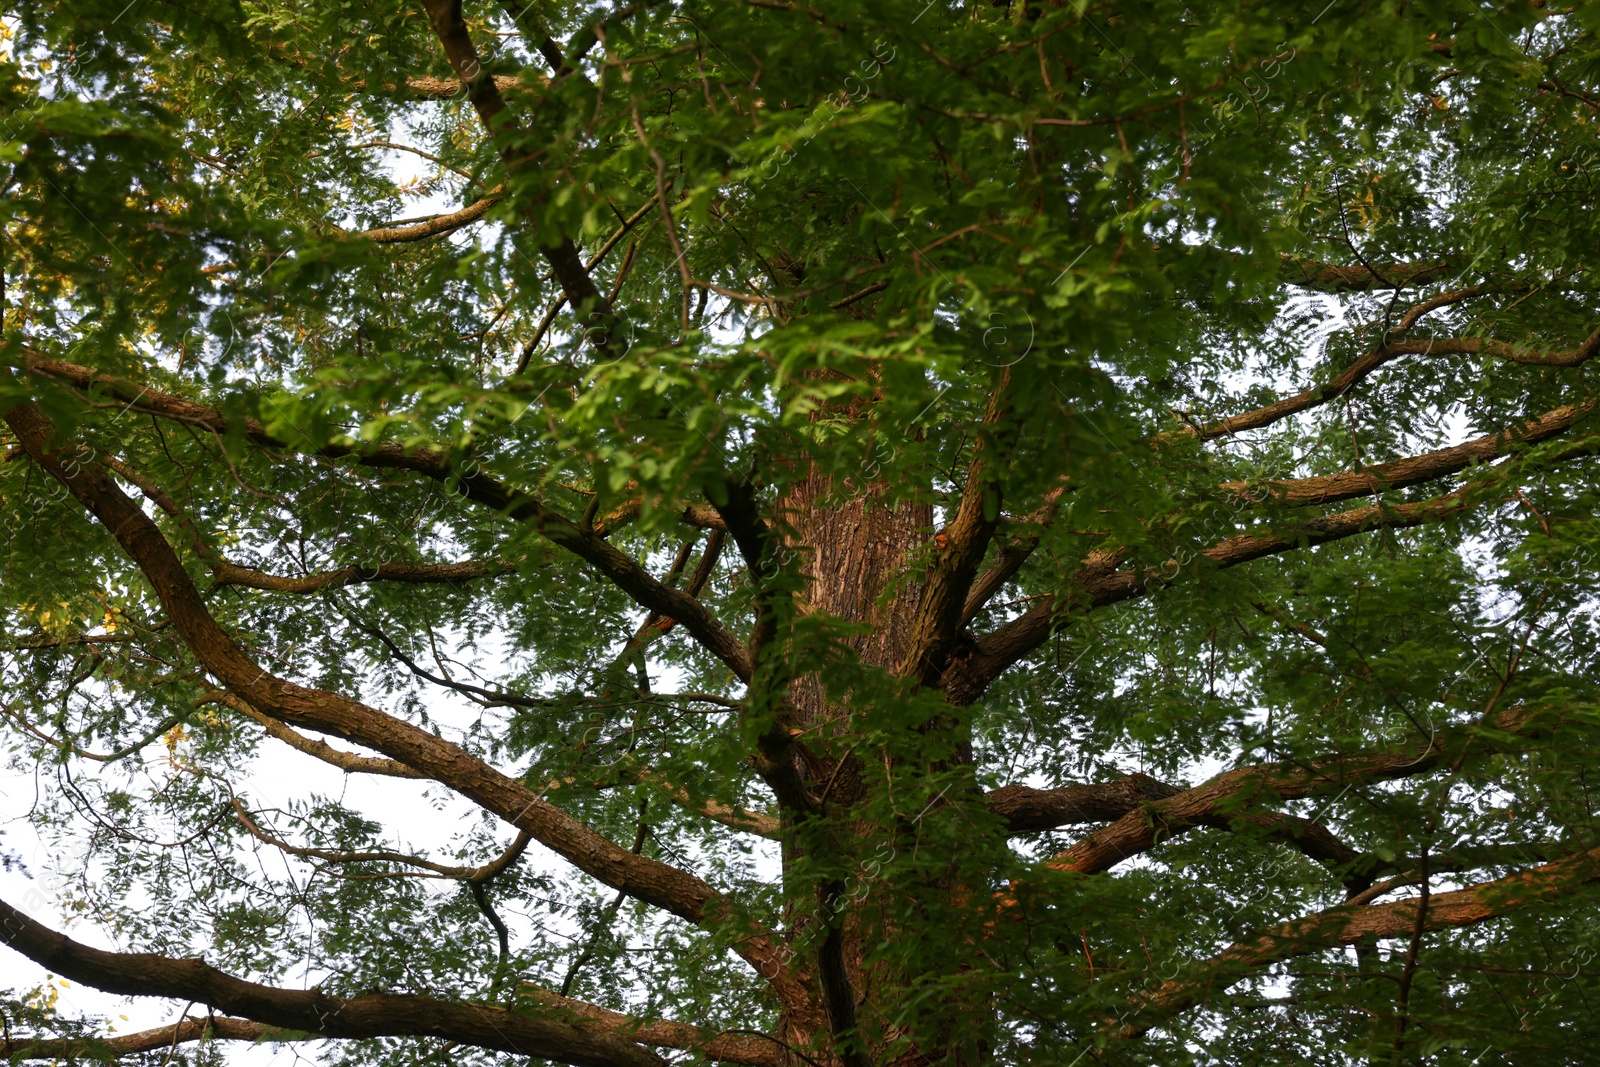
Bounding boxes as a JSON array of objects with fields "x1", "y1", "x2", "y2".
[
  {"x1": 776, "y1": 464, "x2": 931, "y2": 1063},
  {"x1": 782, "y1": 472, "x2": 932, "y2": 800},
  {"x1": 776, "y1": 452, "x2": 999, "y2": 1065}
]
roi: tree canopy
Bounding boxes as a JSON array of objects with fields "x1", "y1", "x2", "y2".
[{"x1": 4, "y1": 0, "x2": 1600, "y2": 1063}]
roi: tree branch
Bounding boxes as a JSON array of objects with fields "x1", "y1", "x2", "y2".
[
  {"x1": 351, "y1": 194, "x2": 502, "y2": 244},
  {"x1": 222, "y1": 693, "x2": 428, "y2": 779},
  {"x1": 948, "y1": 444, "x2": 1600, "y2": 705},
  {"x1": 1, "y1": 697, "x2": 191, "y2": 764},
  {"x1": 1279, "y1": 257, "x2": 1455, "y2": 292},
  {"x1": 1383, "y1": 324, "x2": 1600, "y2": 368},
  {"x1": 1058, "y1": 803, "x2": 1364, "y2": 882},
  {"x1": 336, "y1": 605, "x2": 552, "y2": 709},
  {"x1": 1118, "y1": 842, "x2": 1600, "y2": 1036},
  {"x1": 1047, "y1": 705, "x2": 1559, "y2": 876},
  {"x1": 0, "y1": 898, "x2": 667, "y2": 1067},
  {"x1": 1219, "y1": 397, "x2": 1599, "y2": 508},
  {"x1": 518, "y1": 986, "x2": 783, "y2": 1066},
  {"x1": 714, "y1": 478, "x2": 815, "y2": 819},
  {"x1": 417, "y1": 0, "x2": 620, "y2": 359},
  {"x1": 902, "y1": 368, "x2": 1015, "y2": 685},
  {"x1": 1161, "y1": 289, "x2": 1590, "y2": 443},
  {"x1": 404, "y1": 74, "x2": 523, "y2": 98},
  {"x1": 1, "y1": 1017, "x2": 289, "y2": 1060},
  {"x1": 18, "y1": 357, "x2": 753, "y2": 682},
  {"x1": 984, "y1": 773, "x2": 1182, "y2": 833},
  {"x1": 540, "y1": 767, "x2": 778, "y2": 838},
  {"x1": 1, "y1": 400, "x2": 793, "y2": 996},
  {"x1": 0, "y1": 908, "x2": 662, "y2": 1062},
  {"x1": 960, "y1": 485, "x2": 1070, "y2": 627},
  {"x1": 233, "y1": 799, "x2": 534, "y2": 881},
  {"x1": 213, "y1": 558, "x2": 517, "y2": 594},
  {"x1": 634, "y1": 767, "x2": 780, "y2": 838}
]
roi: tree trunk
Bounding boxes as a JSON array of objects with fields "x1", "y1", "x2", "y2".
[
  {"x1": 775, "y1": 459, "x2": 990, "y2": 1065},
  {"x1": 782, "y1": 469, "x2": 931, "y2": 802}
]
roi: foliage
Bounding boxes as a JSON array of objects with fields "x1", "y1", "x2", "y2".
[{"x1": 3, "y1": 1, "x2": 1600, "y2": 1064}]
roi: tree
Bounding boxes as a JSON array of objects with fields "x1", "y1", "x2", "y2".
[{"x1": 3, "y1": 0, "x2": 1600, "y2": 1062}]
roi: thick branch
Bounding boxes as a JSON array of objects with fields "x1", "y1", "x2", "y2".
[
  {"x1": 984, "y1": 774, "x2": 1182, "y2": 833},
  {"x1": 214, "y1": 558, "x2": 516, "y2": 594},
  {"x1": 496, "y1": 0, "x2": 569, "y2": 73},
  {"x1": 519, "y1": 987, "x2": 782, "y2": 1066},
  {"x1": 403, "y1": 71, "x2": 515, "y2": 97},
  {"x1": 223, "y1": 694, "x2": 427, "y2": 778},
  {"x1": 596, "y1": 498, "x2": 730, "y2": 536},
  {"x1": 1058, "y1": 804, "x2": 1363, "y2": 881},
  {"x1": 1220, "y1": 398, "x2": 1599, "y2": 508},
  {"x1": 260, "y1": 39, "x2": 533, "y2": 100},
  {"x1": 404, "y1": 73, "x2": 522, "y2": 98},
  {"x1": 0, "y1": 899, "x2": 666, "y2": 1067},
  {"x1": 1048, "y1": 705, "x2": 1557, "y2": 876},
  {"x1": 902, "y1": 368, "x2": 1014, "y2": 685},
  {"x1": 1280, "y1": 257, "x2": 1454, "y2": 292},
  {"x1": 352, "y1": 195, "x2": 502, "y2": 243},
  {"x1": 1383, "y1": 324, "x2": 1600, "y2": 368},
  {"x1": 2, "y1": 1017, "x2": 287, "y2": 1060},
  {"x1": 1121, "y1": 843, "x2": 1600, "y2": 1034},
  {"x1": 19, "y1": 357, "x2": 753, "y2": 682},
  {"x1": 1, "y1": 400, "x2": 792, "y2": 995}
]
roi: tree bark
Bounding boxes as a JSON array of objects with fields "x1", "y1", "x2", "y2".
[
  {"x1": 782, "y1": 470, "x2": 931, "y2": 801},
  {"x1": 776, "y1": 454, "x2": 988, "y2": 1064}
]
